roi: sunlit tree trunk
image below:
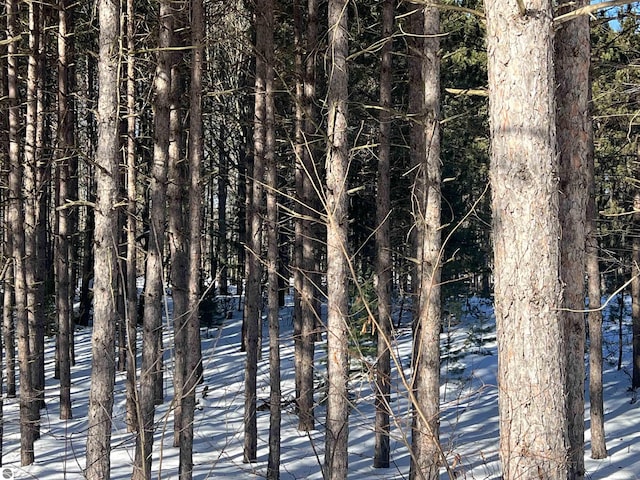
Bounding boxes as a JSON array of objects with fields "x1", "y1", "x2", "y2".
[
  {"x1": 125, "y1": 0, "x2": 139, "y2": 433},
  {"x1": 7, "y1": 0, "x2": 36, "y2": 465},
  {"x1": 244, "y1": 0, "x2": 267, "y2": 463},
  {"x1": 263, "y1": 2, "x2": 281, "y2": 477},
  {"x1": 85, "y1": 0, "x2": 120, "y2": 477},
  {"x1": 324, "y1": 1, "x2": 349, "y2": 478},
  {"x1": 485, "y1": 1, "x2": 570, "y2": 478},
  {"x1": 556, "y1": 2, "x2": 591, "y2": 477},
  {"x1": 133, "y1": 1, "x2": 174, "y2": 477},
  {"x1": 374, "y1": 0, "x2": 393, "y2": 469},
  {"x1": 180, "y1": 1, "x2": 204, "y2": 477},
  {"x1": 409, "y1": 4, "x2": 442, "y2": 479}
]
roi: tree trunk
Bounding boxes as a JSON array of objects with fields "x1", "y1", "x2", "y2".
[
  {"x1": 168, "y1": 55, "x2": 189, "y2": 448},
  {"x1": 556, "y1": 3, "x2": 591, "y2": 477},
  {"x1": 85, "y1": 0, "x2": 120, "y2": 477},
  {"x1": 180, "y1": 0, "x2": 204, "y2": 476},
  {"x1": 633, "y1": 139, "x2": 640, "y2": 390},
  {"x1": 7, "y1": 0, "x2": 36, "y2": 465},
  {"x1": 57, "y1": 0, "x2": 72, "y2": 421},
  {"x1": 409, "y1": 4, "x2": 442, "y2": 479},
  {"x1": 374, "y1": 0, "x2": 393, "y2": 469},
  {"x1": 133, "y1": 1, "x2": 173, "y2": 477},
  {"x1": 587, "y1": 143, "x2": 607, "y2": 459},
  {"x1": 324, "y1": 1, "x2": 349, "y2": 478},
  {"x1": 263, "y1": 2, "x2": 280, "y2": 477},
  {"x1": 125, "y1": 0, "x2": 139, "y2": 433},
  {"x1": 244, "y1": 0, "x2": 267, "y2": 463},
  {"x1": 485, "y1": 1, "x2": 570, "y2": 478}
]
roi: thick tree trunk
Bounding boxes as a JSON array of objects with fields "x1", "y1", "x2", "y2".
[
  {"x1": 556, "y1": 3, "x2": 591, "y2": 477},
  {"x1": 133, "y1": 1, "x2": 173, "y2": 477},
  {"x1": 374, "y1": 0, "x2": 393, "y2": 469},
  {"x1": 324, "y1": 1, "x2": 349, "y2": 478},
  {"x1": 485, "y1": 1, "x2": 570, "y2": 478},
  {"x1": 410, "y1": 4, "x2": 442, "y2": 479},
  {"x1": 85, "y1": 0, "x2": 120, "y2": 477}
]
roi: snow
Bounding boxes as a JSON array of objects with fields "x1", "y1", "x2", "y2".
[{"x1": 3, "y1": 293, "x2": 640, "y2": 479}]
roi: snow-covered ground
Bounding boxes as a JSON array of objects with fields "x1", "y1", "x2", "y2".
[{"x1": 2, "y1": 293, "x2": 640, "y2": 479}]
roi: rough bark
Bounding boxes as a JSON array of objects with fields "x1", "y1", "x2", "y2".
[
  {"x1": 556, "y1": 3, "x2": 591, "y2": 477},
  {"x1": 485, "y1": 1, "x2": 570, "y2": 478},
  {"x1": 243, "y1": 0, "x2": 266, "y2": 463},
  {"x1": 133, "y1": 1, "x2": 173, "y2": 477},
  {"x1": 374, "y1": 0, "x2": 393, "y2": 469},
  {"x1": 168, "y1": 57, "x2": 188, "y2": 449},
  {"x1": 85, "y1": 0, "x2": 120, "y2": 477},
  {"x1": 264, "y1": 2, "x2": 280, "y2": 477},
  {"x1": 57, "y1": 0, "x2": 72, "y2": 421},
  {"x1": 180, "y1": 1, "x2": 204, "y2": 477},
  {"x1": 6, "y1": 0, "x2": 36, "y2": 465},
  {"x1": 125, "y1": 0, "x2": 139, "y2": 433},
  {"x1": 324, "y1": 1, "x2": 349, "y2": 478},
  {"x1": 410, "y1": 4, "x2": 442, "y2": 479},
  {"x1": 586, "y1": 145, "x2": 607, "y2": 459}
]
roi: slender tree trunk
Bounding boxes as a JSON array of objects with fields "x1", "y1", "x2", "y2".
[
  {"x1": 299, "y1": 0, "x2": 319, "y2": 432},
  {"x1": 133, "y1": 1, "x2": 173, "y2": 477},
  {"x1": 374, "y1": 0, "x2": 393, "y2": 469},
  {"x1": 57, "y1": 0, "x2": 72, "y2": 421},
  {"x1": 485, "y1": 1, "x2": 570, "y2": 478},
  {"x1": 410, "y1": 4, "x2": 442, "y2": 479},
  {"x1": 218, "y1": 133, "x2": 229, "y2": 296},
  {"x1": 125, "y1": 0, "x2": 139, "y2": 433},
  {"x1": 587, "y1": 143, "x2": 607, "y2": 459},
  {"x1": 324, "y1": 1, "x2": 349, "y2": 478},
  {"x1": 179, "y1": 2, "x2": 204, "y2": 476},
  {"x1": 24, "y1": 0, "x2": 45, "y2": 422},
  {"x1": 263, "y1": 2, "x2": 280, "y2": 477},
  {"x1": 244, "y1": 0, "x2": 267, "y2": 463},
  {"x1": 556, "y1": 3, "x2": 591, "y2": 477},
  {"x1": 7, "y1": 0, "x2": 36, "y2": 465},
  {"x1": 85, "y1": 0, "x2": 120, "y2": 477},
  {"x1": 633, "y1": 139, "x2": 640, "y2": 390},
  {"x1": 3, "y1": 260, "x2": 15, "y2": 399},
  {"x1": 168, "y1": 57, "x2": 189, "y2": 448}
]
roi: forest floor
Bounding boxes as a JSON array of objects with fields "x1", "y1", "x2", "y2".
[{"x1": 2, "y1": 292, "x2": 640, "y2": 479}]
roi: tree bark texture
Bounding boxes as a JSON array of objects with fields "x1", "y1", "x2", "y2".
[
  {"x1": 409, "y1": 4, "x2": 442, "y2": 479},
  {"x1": 244, "y1": 0, "x2": 266, "y2": 462},
  {"x1": 133, "y1": 1, "x2": 173, "y2": 477},
  {"x1": 324, "y1": 1, "x2": 349, "y2": 479},
  {"x1": 586, "y1": 146, "x2": 607, "y2": 459},
  {"x1": 556, "y1": 3, "x2": 591, "y2": 477},
  {"x1": 57, "y1": 0, "x2": 73, "y2": 421},
  {"x1": 373, "y1": 0, "x2": 393, "y2": 469},
  {"x1": 485, "y1": 1, "x2": 570, "y2": 478},
  {"x1": 85, "y1": 0, "x2": 120, "y2": 477}
]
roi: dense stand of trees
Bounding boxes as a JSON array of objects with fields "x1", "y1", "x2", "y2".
[{"x1": 2, "y1": 0, "x2": 640, "y2": 479}]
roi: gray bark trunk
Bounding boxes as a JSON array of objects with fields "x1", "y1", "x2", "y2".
[
  {"x1": 556, "y1": 2, "x2": 591, "y2": 477},
  {"x1": 373, "y1": 0, "x2": 393, "y2": 469},
  {"x1": 485, "y1": 1, "x2": 570, "y2": 478},
  {"x1": 324, "y1": 1, "x2": 349, "y2": 478},
  {"x1": 85, "y1": 0, "x2": 120, "y2": 477}
]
